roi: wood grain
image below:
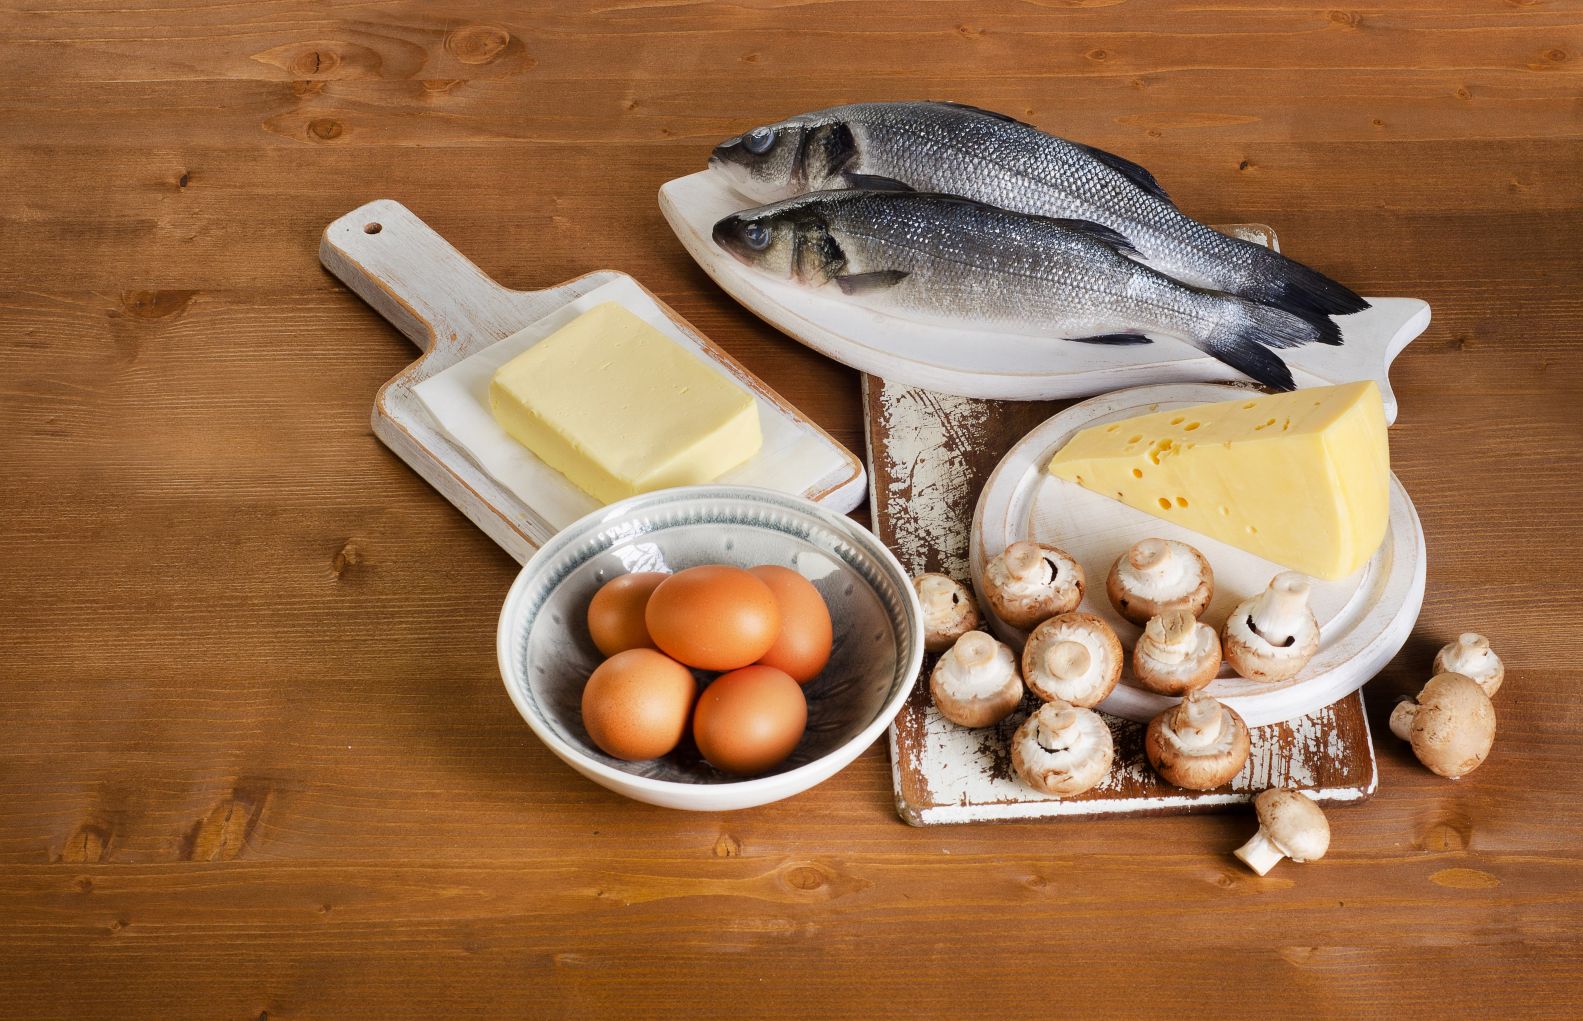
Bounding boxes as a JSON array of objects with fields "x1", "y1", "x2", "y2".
[{"x1": 1, "y1": 1, "x2": 1580, "y2": 1018}]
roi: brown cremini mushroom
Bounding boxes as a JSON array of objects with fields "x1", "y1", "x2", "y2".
[
  {"x1": 929, "y1": 631, "x2": 1024, "y2": 729},
  {"x1": 1011, "y1": 699, "x2": 1115, "y2": 797},
  {"x1": 1234, "y1": 788, "x2": 1331, "y2": 876},
  {"x1": 1144, "y1": 690, "x2": 1251, "y2": 790},
  {"x1": 1106, "y1": 538, "x2": 1214, "y2": 626},
  {"x1": 913, "y1": 573, "x2": 982, "y2": 654},
  {"x1": 1389, "y1": 672, "x2": 1496, "y2": 779},
  {"x1": 1022, "y1": 612, "x2": 1123, "y2": 707},
  {"x1": 1133, "y1": 610, "x2": 1223, "y2": 695},
  {"x1": 981, "y1": 541, "x2": 1085, "y2": 631},
  {"x1": 1433, "y1": 633, "x2": 1504, "y2": 697},
  {"x1": 1223, "y1": 572, "x2": 1320, "y2": 682}
]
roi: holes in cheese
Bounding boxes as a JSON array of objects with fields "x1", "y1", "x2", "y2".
[{"x1": 1047, "y1": 382, "x2": 1390, "y2": 580}]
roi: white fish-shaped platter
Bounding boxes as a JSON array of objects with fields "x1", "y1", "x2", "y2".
[{"x1": 659, "y1": 170, "x2": 1430, "y2": 422}]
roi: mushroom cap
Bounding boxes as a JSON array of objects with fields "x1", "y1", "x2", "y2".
[
  {"x1": 982, "y1": 541, "x2": 1085, "y2": 631},
  {"x1": 1252, "y1": 788, "x2": 1331, "y2": 862},
  {"x1": 1223, "y1": 573, "x2": 1320, "y2": 683},
  {"x1": 1144, "y1": 690, "x2": 1251, "y2": 790},
  {"x1": 914, "y1": 573, "x2": 982, "y2": 654},
  {"x1": 1021, "y1": 612, "x2": 1123, "y2": 707},
  {"x1": 1106, "y1": 538, "x2": 1214, "y2": 626},
  {"x1": 1402, "y1": 672, "x2": 1497, "y2": 778},
  {"x1": 1433, "y1": 632, "x2": 1504, "y2": 697},
  {"x1": 1010, "y1": 699, "x2": 1115, "y2": 797},
  {"x1": 929, "y1": 631, "x2": 1023, "y2": 729},
  {"x1": 1132, "y1": 611, "x2": 1223, "y2": 696}
]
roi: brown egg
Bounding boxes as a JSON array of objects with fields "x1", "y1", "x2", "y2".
[
  {"x1": 586, "y1": 572, "x2": 667, "y2": 657},
  {"x1": 692, "y1": 665, "x2": 808, "y2": 775},
  {"x1": 580, "y1": 649, "x2": 697, "y2": 761},
  {"x1": 749, "y1": 565, "x2": 833, "y2": 684},
  {"x1": 645, "y1": 565, "x2": 781, "y2": 671}
]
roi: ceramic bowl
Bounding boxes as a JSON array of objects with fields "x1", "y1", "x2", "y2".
[{"x1": 496, "y1": 485, "x2": 924, "y2": 810}]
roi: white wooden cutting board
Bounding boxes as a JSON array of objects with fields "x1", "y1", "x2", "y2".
[
  {"x1": 865, "y1": 378, "x2": 1380, "y2": 825},
  {"x1": 320, "y1": 200, "x2": 867, "y2": 563}
]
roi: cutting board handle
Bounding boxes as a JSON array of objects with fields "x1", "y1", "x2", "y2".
[{"x1": 320, "y1": 199, "x2": 522, "y2": 355}]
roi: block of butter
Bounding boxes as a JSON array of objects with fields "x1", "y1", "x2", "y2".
[
  {"x1": 488, "y1": 302, "x2": 762, "y2": 504},
  {"x1": 1047, "y1": 381, "x2": 1389, "y2": 579}
]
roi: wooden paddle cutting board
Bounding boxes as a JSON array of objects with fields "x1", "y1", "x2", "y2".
[
  {"x1": 864, "y1": 374, "x2": 1380, "y2": 824},
  {"x1": 320, "y1": 199, "x2": 868, "y2": 564}
]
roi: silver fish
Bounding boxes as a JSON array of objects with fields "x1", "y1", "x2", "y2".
[
  {"x1": 712, "y1": 190, "x2": 1333, "y2": 390},
  {"x1": 709, "y1": 101, "x2": 1365, "y2": 331}
]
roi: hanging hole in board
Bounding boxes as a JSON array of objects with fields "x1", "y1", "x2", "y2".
[{"x1": 364, "y1": 222, "x2": 382, "y2": 235}]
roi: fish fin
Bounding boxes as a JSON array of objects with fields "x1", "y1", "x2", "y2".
[
  {"x1": 1222, "y1": 300, "x2": 1337, "y2": 350},
  {"x1": 840, "y1": 172, "x2": 915, "y2": 192},
  {"x1": 1199, "y1": 334, "x2": 1297, "y2": 392},
  {"x1": 1066, "y1": 332, "x2": 1154, "y2": 346},
  {"x1": 922, "y1": 101, "x2": 1036, "y2": 129},
  {"x1": 1192, "y1": 300, "x2": 1323, "y2": 390},
  {"x1": 1042, "y1": 218, "x2": 1141, "y2": 257},
  {"x1": 1236, "y1": 242, "x2": 1368, "y2": 326},
  {"x1": 835, "y1": 270, "x2": 909, "y2": 295},
  {"x1": 1077, "y1": 143, "x2": 1173, "y2": 205}
]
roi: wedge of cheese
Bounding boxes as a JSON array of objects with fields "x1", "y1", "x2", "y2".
[
  {"x1": 1047, "y1": 382, "x2": 1389, "y2": 579},
  {"x1": 489, "y1": 302, "x2": 762, "y2": 504}
]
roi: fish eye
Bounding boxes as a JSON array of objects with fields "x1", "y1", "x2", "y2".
[
  {"x1": 744, "y1": 127, "x2": 775, "y2": 154},
  {"x1": 742, "y1": 223, "x2": 771, "y2": 250}
]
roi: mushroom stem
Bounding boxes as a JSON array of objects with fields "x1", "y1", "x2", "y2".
[
  {"x1": 1004, "y1": 541, "x2": 1052, "y2": 584},
  {"x1": 917, "y1": 576, "x2": 958, "y2": 614},
  {"x1": 1144, "y1": 611, "x2": 1196, "y2": 664},
  {"x1": 1035, "y1": 705, "x2": 1081, "y2": 751},
  {"x1": 1044, "y1": 640, "x2": 1093, "y2": 682},
  {"x1": 1233, "y1": 830, "x2": 1286, "y2": 876},
  {"x1": 954, "y1": 630, "x2": 996, "y2": 670},
  {"x1": 1388, "y1": 700, "x2": 1417, "y2": 742},
  {"x1": 1128, "y1": 537, "x2": 1172, "y2": 578},
  {"x1": 1441, "y1": 633, "x2": 1492, "y2": 673},
  {"x1": 1249, "y1": 573, "x2": 1311, "y2": 647},
  {"x1": 1175, "y1": 693, "x2": 1223, "y2": 746}
]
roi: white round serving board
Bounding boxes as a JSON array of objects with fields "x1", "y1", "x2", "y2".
[
  {"x1": 659, "y1": 170, "x2": 1430, "y2": 421},
  {"x1": 969, "y1": 383, "x2": 1426, "y2": 728}
]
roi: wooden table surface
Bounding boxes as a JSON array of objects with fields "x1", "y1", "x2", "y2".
[{"x1": 2, "y1": 2, "x2": 1580, "y2": 1018}]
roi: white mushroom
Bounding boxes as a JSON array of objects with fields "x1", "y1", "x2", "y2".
[
  {"x1": 1234, "y1": 788, "x2": 1331, "y2": 876},
  {"x1": 1144, "y1": 690, "x2": 1251, "y2": 790},
  {"x1": 1106, "y1": 538, "x2": 1214, "y2": 626},
  {"x1": 1223, "y1": 573, "x2": 1321, "y2": 682},
  {"x1": 981, "y1": 541, "x2": 1085, "y2": 631},
  {"x1": 1433, "y1": 633, "x2": 1504, "y2": 697},
  {"x1": 1389, "y1": 672, "x2": 1496, "y2": 779},
  {"x1": 1132, "y1": 610, "x2": 1223, "y2": 695},
  {"x1": 1022, "y1": 612, "x2": 1123, "y2": 708},
  {"x1": 929, "y1": 631, "x2": 1024, "y2": 729},
  {"x1": 913, "y1": 573, "x2": 982, "y2": 654},
  {"x1": 1011, "y1": 699, "x2": 1115, "y2": 797}
]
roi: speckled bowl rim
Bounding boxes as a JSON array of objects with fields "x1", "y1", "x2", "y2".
[{"x1": 496, "y1": 484, "x2": 924, "y2": 798}]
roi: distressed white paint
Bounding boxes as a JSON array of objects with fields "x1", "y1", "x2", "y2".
[
  {"x1": 320, "y1": 199, "x2": 866, "y2": 564},
  {"x1": 660, "y1": 171, "x2": 1429, "y2": 418},
  {"x1": 865, "y1": 387, "x2": 991, "y2": 581}
]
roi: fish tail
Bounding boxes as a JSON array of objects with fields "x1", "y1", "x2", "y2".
[
  {"x1": 1191, "y1": 299, "x2": 1333, "y2": 391},
  {"x1": 1241, "y1": 244, "x2": 1367, "y2": 333}
]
